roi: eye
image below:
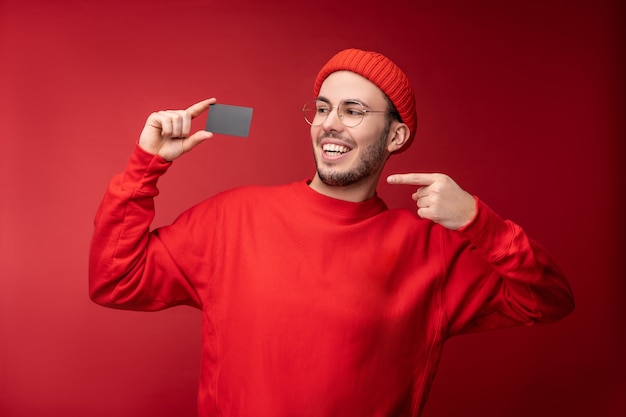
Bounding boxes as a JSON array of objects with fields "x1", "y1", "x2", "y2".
[
  {"x1": 344, "y1": 105, "x2": 365, "y2": 117},
  {"x1": 316, "y1": 102, "x2": 330, "y2": 114}
]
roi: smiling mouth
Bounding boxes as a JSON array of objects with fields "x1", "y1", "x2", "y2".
[{"x1": 323, "y1": 143, "x2": 351, "y2": 156}]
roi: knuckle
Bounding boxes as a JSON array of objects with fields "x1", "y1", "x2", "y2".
[{"x1": 433, "y1": 173, "x2": 447, "y2": 182}]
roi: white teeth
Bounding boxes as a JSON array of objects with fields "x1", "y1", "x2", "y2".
[{"x1": 323, "y1": 143, "x2": 350, "y2": 154}]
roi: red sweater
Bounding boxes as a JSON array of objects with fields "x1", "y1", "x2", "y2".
[{"x1": 89, "y1": 145, "x2": 574, "y2": 417}]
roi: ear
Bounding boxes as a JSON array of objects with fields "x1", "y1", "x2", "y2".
[{"x1": 387, "y1": 122, "x2": 410, "y2": 153}]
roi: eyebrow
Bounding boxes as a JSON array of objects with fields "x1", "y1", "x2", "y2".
[
  {"x1": 316, "y1": 96, "x2": 331, "y2": 105},
  {"x1": 316, "y1": 96, "x2": 372, "y2": 108}
]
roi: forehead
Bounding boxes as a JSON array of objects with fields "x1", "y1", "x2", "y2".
[{"x1": 318, "y1": 71, "x2": 387, "y2": 107}]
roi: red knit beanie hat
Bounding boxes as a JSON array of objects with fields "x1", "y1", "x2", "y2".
[{"x1": 314, "y1": 48, "x2": 417, "y2": 152}]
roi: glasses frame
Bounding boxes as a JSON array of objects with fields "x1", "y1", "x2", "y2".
[{"x1": 302, "y1": 99, "x2": 391, "y2": 128}]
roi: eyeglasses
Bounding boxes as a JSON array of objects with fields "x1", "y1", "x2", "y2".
[{"x1": 302, "y1": 99, "x2": 391, "y2": 128}]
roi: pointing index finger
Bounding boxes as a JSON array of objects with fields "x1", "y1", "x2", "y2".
[
  {"x1": 387, "y1": 173, "x2": 437, "y2": 186},
  {"x1": 186, "y1": 98, "x2": 217, "y2": 119}
]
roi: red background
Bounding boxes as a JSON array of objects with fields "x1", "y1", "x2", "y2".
[{"x1": 1, "y1": 0, "x2": 624, "y2": 416}]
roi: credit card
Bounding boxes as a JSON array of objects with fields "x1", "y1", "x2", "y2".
[{"x1": 205, "y1": 103, "x2": 253, "y2": 137}]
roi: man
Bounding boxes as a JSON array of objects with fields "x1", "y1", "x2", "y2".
[{"x1": 89, "y1": 48, "x2": 574, "y2": 416}]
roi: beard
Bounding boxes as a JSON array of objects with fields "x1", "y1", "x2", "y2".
[{"x1": 315, "y1": 123, "x2": 391, "y2": 187}]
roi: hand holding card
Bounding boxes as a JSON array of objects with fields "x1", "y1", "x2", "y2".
[{"x1": 205, "y1": 104, "x2": 254, "y2": 137}]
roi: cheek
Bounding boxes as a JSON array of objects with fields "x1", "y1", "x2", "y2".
[
  {"x1": 354, "y1": 131, "x2": 380, "y2": 149},
  {"x1": 310, "y1": 125, "x2": 320, "y2": 142}
]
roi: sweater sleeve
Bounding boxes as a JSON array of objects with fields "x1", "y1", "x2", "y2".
[
  {"x1": 441, "y1": 197, "x2": 575, "y2": 336},
  {"x1": 88, "y1": 144, "x2": 203, "y2": 311}
]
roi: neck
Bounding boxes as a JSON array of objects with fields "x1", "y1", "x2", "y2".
[{"x1": 308, "y1": 173, "x2": 380, "y2": 202}]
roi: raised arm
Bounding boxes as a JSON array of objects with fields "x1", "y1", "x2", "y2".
[{"x1": 89, "y1": 99, "x2": 215, "y2": 311}]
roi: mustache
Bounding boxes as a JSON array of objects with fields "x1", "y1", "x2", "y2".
[
  {"x1": 318, "y1": 132, "x2": 355, "y2": 146},
  {"x1": 320, "y1": 132, "x2": 347, "y2": 140}
]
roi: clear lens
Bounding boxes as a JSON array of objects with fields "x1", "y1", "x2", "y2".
[
  {"x1": 339, "y1": 101, "x2": 366, "y2": 127},
  {"x1": 302, "y1": 100, "x2": 326, "y2": 126},
  {"x1": 302, "y1": 100, "x2": 366, "y2": 127}
]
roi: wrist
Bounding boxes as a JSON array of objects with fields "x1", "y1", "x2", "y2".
[{"x1": 458, "y1": 194, "x2": 478, "y2": 229}]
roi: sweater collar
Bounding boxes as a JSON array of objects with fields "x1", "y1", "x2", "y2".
[{"x1": 293, "y1": 180, "x2": 388, "y2": 220}]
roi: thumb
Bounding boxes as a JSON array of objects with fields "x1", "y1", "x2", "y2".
[{"x1": 182, "y1": 130, "x2": 214, "y2": 153}]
